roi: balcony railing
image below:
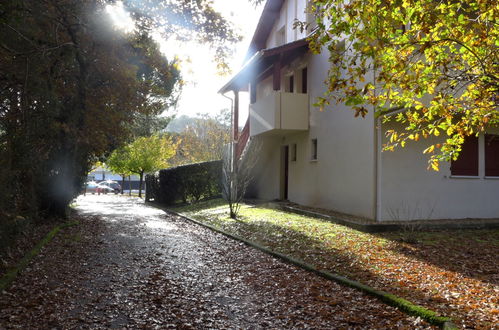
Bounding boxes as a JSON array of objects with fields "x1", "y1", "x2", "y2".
[
  {"x1": 236, "y1": 119, "x2": 250, "y2": 160},
  {"x1": 249, "y1": 91, "x2": 308, "y2": 136}
]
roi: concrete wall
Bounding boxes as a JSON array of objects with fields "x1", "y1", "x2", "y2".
[{"x1": 380, "y1": 122, "x2": 499, "y2": 220}]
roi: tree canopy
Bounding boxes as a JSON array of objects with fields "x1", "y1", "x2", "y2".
[
  {"x1": 173, "y1": 111, "x2": 231, "y2": 165},
  {"x1": 0, "y1": 0, "x2": 240, "y2": 218},
  {"x1": 126, "y1": 135, "x2": 178, "y2": 197},
  {"x1": 308, "y1": 0, "x2": 498, "y2": 169}
]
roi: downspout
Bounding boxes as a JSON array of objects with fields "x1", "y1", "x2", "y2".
[
  {"x1": 376, "y1": 116, "x2": 382, "y2": 221},
  {"x1": 221, "y1": 92, "x2": 236, "y2": 201},
  {"x1": 373, "y1": 56, "x2": 382, "y2": 222},
  {"x1": 221, "y1": 92, "x2": 235, "y2": 168}
]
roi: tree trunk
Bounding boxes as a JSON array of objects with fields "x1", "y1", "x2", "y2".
[
  {"x1": 128, "y1": 176, "x2": 131, "y2": 196},
  {"x1": 121, "y1": 175, "x2": 125, "y2": 194},
  {"x1": 138, "y1": 171, "x2": 144, "y2": 198}
]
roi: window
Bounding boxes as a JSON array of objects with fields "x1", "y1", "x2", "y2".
[
  {"x1": 291, "y1": 143, "x2": 297, "y2": 161},
  {"x1": 288, "y1": 75, "x2": 294, "y2": 93},
  {"x1": 276, "y1": 26, "x2": 286, "y2": 46},
  {"x1": 450, "y1": 136, "x2": 478, "y2": 176},
  {"x1": 301, "y1": 67, "x2": 307, "y2": 93},
  {"x1": 311, "y1": 139, "x2": 317, "y2": 160},
  {"x1": 485, "y1": 134, "x2": 499, "y2": 176}
]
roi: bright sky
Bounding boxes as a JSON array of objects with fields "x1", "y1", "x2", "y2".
[{"x1": 106, "y1": 1, "x2": 264, "y2": 126}]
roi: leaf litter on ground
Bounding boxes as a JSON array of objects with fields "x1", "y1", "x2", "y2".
[{"x1": 174, "y1": 199, "x2": 499, "y2": 329}]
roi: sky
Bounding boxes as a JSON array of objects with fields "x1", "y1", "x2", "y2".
[
  {"x1": 166, "y1": 1, "x2": 263, "y2": 125},
  {"x1": 107, "y1": 1, "x2": 264, "y2": 126}
]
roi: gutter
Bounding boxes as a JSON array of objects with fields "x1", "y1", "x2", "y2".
[{"x1": 218, "y1": 50, "x2": 264, "y2": 94}]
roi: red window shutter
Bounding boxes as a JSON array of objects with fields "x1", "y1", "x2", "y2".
[
  {"x1": 451, "y1": 136, "x2": 478, "y2": 176},
  {"x1": 485, "y1": 134, "x2": 499, "y2": 176}
]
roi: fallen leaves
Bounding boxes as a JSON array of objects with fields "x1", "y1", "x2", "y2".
[
  {"x1": 177, "y1": 199, "x2": 499, "y2": 328},
  {"x1": 0, "y1": 195, "x2": 431, "y2": 328}
]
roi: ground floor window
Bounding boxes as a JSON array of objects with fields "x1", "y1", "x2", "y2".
[
  {"x1": 450, "y1": 136, "x2": 478, "y2": 176},
  {"x1": 485, "y1": 134, "x2": 499, "y2": 176}
]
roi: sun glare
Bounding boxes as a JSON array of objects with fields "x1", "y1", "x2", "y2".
[{"x1": 105, "y1": 1, "x2": 135, "y2": 33}]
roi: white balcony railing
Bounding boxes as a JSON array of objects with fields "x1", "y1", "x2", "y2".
[{"x1": 249, "y1": 91, "x2": 309, "y2": 136}]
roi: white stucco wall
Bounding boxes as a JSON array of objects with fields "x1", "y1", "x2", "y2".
[
  {"x1": 246, "y1": 136, "x2": 281, "y2": 200},
  {"x1": 265, "y1": 0, "x2": 308, "y2": 48},
  {"x1": 380, "y1": 123, "x2": 499, "y2": 220},
  {"x1": 247, "y1": 48, "x2": 377, "y2": 219}
]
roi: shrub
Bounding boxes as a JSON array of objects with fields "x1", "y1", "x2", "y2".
[{"x1": 145, "y1": 160, "x2": 222, "y2": 205}]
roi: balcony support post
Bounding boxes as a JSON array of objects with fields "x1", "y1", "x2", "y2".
[{"x1": 233, "y1": 89, "x2": 239, "y2": 142}]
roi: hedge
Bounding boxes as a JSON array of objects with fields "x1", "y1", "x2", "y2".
[{"x1": 145, "y1": 160, "x2": 222, "y2": 205}]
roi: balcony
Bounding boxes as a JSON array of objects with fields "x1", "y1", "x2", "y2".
[{"x1": 249, "y1": 91, "x2": 309, "y2": 136}]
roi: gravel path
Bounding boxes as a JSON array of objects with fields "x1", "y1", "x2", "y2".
[{"x1": 0, "y1": 195, "x2": 430, "y2": 328}]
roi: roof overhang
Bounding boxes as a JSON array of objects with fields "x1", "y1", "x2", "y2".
[
  {"x1": 245, "y1": 0, "x2": 285, "y2": 60},
  {"x1": 219, "y1": 38, "x2": 310, "y2": 94}
]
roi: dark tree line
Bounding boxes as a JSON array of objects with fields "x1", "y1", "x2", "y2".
[{"x1": 0, "y1": 0, "x2": 238, "y2": 221}]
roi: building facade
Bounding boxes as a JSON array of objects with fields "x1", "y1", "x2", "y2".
[{"x1": 220, "y1": 0, "x2": 499, "y2": 221}]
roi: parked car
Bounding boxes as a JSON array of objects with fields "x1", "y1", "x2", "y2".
[
  {"x1": 84, "y1": 181, "x2": 99, "y2": 194},
  {"x1": 99, "y1": 180, "x2": 121, "y2": 194},
  {"x1": 96, "y1": 184, "x2": 115, "y2": 194},
  {"x1": 84, "y1": 181, "x2": 115, "y2": 195}
]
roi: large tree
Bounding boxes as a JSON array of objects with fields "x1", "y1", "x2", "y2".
[
  {"x1": 106, "y1": 147, "x2": 133, "y2": 194},
  {"x1": 0, "y1": 0, "x2": 239, "y2": 218},
  {"x1": 173, "y1": 110, "x2": 231, "y2": 165},
  {"x1": 126, "y1": 135, "x2": 178, "y2": 198},
  {"x1": 307, "y1": 0, "x2": 498, "y2": 170}
]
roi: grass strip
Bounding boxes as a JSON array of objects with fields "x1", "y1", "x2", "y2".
[
  {"x1": 164, "y1": 207, "x2": 457, "y2": 329},
  {"x1": 0, "y1": 221, "x2": 78, "y2": 292}
]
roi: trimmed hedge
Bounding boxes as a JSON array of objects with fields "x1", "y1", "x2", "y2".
[{"x1": 145, "y1": 160, "x2": 222, "y2": 205}]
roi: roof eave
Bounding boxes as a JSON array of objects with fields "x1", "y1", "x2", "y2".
[{"x1": 218, "y1": 50, "x2": 265, "y2": 94}]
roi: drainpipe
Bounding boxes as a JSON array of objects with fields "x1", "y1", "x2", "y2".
[
  {"x1": 376, "y1": 116, "x2": 382, "y2": 221},
  {"x1": 221, "y1": 92, "x2": 236, "y2": 201}
]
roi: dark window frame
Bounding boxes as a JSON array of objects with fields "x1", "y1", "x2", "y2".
[
  {"x1": 301, "y1": 67, "x2": 307, "y2": 93},
  {"x1": 485, "y1": 134, "x2": 499, "y2": 176},
  {"x1": 450, "y1": 136, "x2": 479, "y2": 176},
  {"x1": 311, "y1": 138, "x2": 318, "y2": 161},
  {"x1": 291, "y1": 143, "x2": 297, "y2": 161}
]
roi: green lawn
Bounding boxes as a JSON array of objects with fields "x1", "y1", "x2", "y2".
[{"x1": 170, "y1": 199, "x2": 499, "y2": 328}]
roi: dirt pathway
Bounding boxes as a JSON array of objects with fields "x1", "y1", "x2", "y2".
[{"x1": 0, "y1": 195, "x2": 430, "y2": 328}]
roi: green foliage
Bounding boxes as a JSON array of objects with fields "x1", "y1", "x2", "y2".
[
  {"x1": 0, "y1": 0, "x2": 237, "y2": 218},
  {"x1": 125, "y1": 135, "x2": 178, "y2": 197},
  {"x1": 127, "y1": 135, "x2": 177, "y2": 175},
  {"x1": 308, "y1": 0, "x2": 499, "y2": 169},
  {"x1": 146, "y1": 160, "x2": 222, "y2": 205},
  {"x1": 172, "y1": 110, "x2": 231, "y2": 166}
]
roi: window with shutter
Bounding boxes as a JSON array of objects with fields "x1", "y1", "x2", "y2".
[
  {"x1": 485, "y1": 134, "x2": 499, "y2": 176},
  {"x1": 451, "y1": 136, "x2": 478, "y2": 176}
]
